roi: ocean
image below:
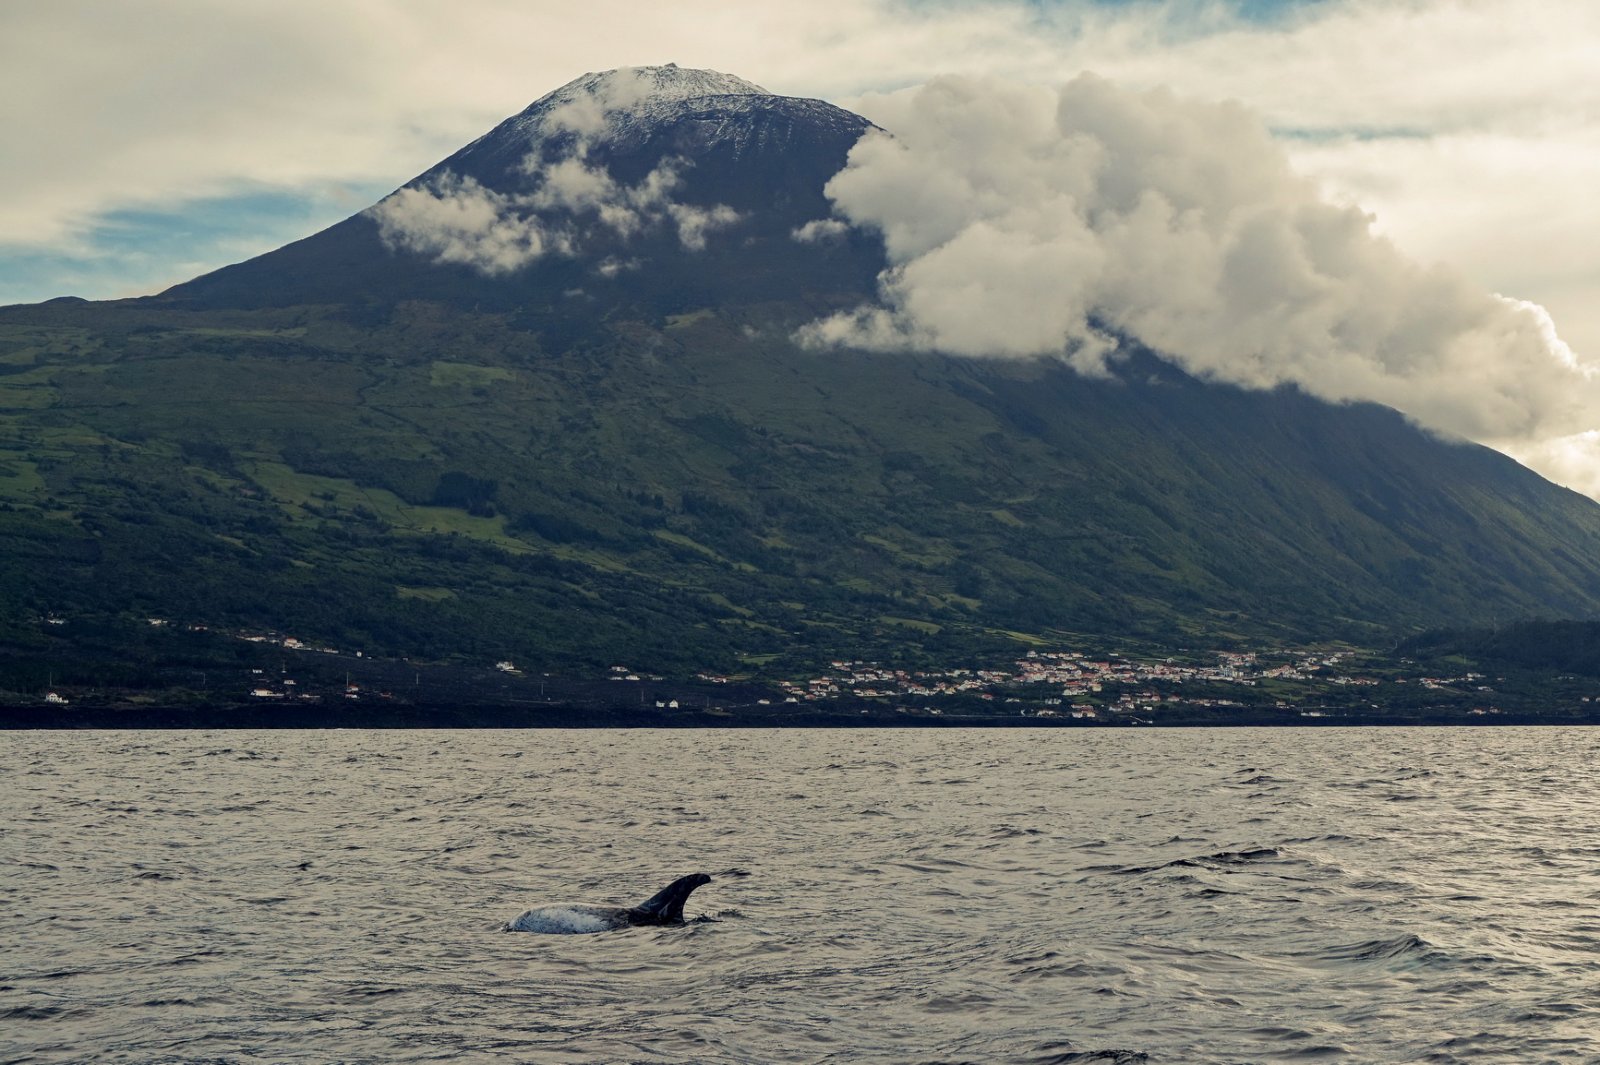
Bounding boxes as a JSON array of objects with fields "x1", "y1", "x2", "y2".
[{"x1": 4, "y1": 727, "x2": 1598, "y2": 1063}]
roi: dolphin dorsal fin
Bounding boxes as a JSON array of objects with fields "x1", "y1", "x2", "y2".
[{"x1": 635, "y1": 873, "x2": 712, "y2": 922}]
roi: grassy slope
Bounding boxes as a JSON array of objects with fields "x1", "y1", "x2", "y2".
[{"x1": 3, "y1": 296, "x2": 1600, "y2": 678}]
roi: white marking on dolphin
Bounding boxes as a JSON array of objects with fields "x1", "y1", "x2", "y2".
[{"x1": 504, "y1": 873, "x2": 713, "y2": 934}]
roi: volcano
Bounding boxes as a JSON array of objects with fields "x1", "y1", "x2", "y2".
[
  {"x1": 4, "y1": 65, "x2": 1600, "y2": 676},
  {"x1": 160, "y1": 64, "x2": 885, "y2": 315}
]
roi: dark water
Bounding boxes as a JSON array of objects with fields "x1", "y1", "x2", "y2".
[{"x1": 4, "y1": 728, "x2": 1599, "y2": 1064}]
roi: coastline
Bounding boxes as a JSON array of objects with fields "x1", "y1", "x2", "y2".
[{"x1": 6, "y1": 703, "x2": 1598, "y2": 729}]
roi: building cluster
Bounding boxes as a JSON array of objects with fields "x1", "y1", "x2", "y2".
[{"x1": 773, "y1": 647, "x2": 1370, "y2": 715}]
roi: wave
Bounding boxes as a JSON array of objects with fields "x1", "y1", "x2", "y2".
[
  {"x1": 1031, "y1": 1044, "x2": 1150, "y2": 1064},
  {"x1": 1101, "y1": 846, "x2": 1283, "y2": 877},
  {"x1": 1319, "y1": 932, "x2": 1434, "y2": 962},
  {"x1": 1305, "y1": 932, "x2": 1503, "y2": 971},
  {"x1": 991, "y1": 824, "x2": 1045, "y2": 839}
]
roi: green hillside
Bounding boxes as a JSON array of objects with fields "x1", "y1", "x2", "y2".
[
  {"x1": 4, "y1": 294, "x2": 1600, "y2": 680},
  {"x1": 7, "y1": 66, "x2": 1600, "y2": 688}
]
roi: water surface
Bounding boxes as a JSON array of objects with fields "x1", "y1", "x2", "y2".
[{"x1": 4, "y1": 727, "x2": 1599, "y2": 1063}]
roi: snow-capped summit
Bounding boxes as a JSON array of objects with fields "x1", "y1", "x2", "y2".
[
  {"x1": 499, "y1": 64, "x2": 774, "y2": 147},
  {"x1": 441, "y1": 63, "x2": 848, "y2": 178},
  {"x1": 544, "y1": 64, "x2": 771, "y2": 111}
]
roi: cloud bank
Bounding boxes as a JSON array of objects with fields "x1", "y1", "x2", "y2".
[{"x1": 802, "y1": 74, "x2": 1600, "y2": 464}]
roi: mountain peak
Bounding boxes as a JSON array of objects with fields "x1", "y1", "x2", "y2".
[
  {"x1": 433, "y1": 64, "x2": 785, "y2": 178},
  {"x1": 550, "y1": 64, "x2": 770, "y2": 108},
  {"x1": 503, "y1": 64, "x2": 773, "y2": 143},
  {"x1": 159, "y1": 62, "x2": 880, "y2": 309}
]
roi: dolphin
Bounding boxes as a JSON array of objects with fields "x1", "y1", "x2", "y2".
[{"x1": 504, "y1": 873, "x2": 713, "y2": 934}]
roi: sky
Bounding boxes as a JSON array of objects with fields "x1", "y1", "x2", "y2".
[{"x1": 3, "y1": 0, "x2": 1598, "y2": 492}]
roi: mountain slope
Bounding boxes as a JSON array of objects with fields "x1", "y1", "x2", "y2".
[{"x1": 3, "y1": 65, "x2": 1599, "y2": 678}]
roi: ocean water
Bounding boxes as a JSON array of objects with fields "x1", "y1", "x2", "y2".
[{"x1": 3, "y1": 727, "x2": 1599, "y2": 1064}]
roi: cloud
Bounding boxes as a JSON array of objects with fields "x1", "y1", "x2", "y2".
[
  {"x1": 371, "y1": 153, "x2": 740, "y2": 272},
  {"x1": 531, "y1": 155, "x2": 741, "y2": 250},
  {"x1": 1502, "y1": 432, "x2": 1600, "y2": 504},
  {"x1": 792, "y1": 218, "x2": 850, "y2": 244},
  {"x1": 369, "y1": 173, "x2": 562, "y2": 275},
  {"x1": 1285, "y1": 127, "x2": 1600, "y2": 361},
  {"x1": 803, "y1": 73, "x2": 1600, "y2": 461},
  {"x1": 544, "y1": 67, "x2": 655, "y2": 138}
]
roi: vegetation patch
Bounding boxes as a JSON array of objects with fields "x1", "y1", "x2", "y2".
[
  {"x1": 880, "y1": 616, "x2": 943, "y2": 634},
  {"x1": 429, "y1": 361, "x2": 518, "y2": 388},
  {"x1": 397, "y1": 586, "x2": 457, "y2": 601}
]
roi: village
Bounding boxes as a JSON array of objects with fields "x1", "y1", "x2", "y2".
[
  {"x1": 27, "y1": 610, "x2": 1586, "y2": 723},
  {"x1": 765, "y1": 648, "x2": 1386, "y2": 718},
  {"x1": 694, "y1": 646, "x2": 1527, "y2": 721}
]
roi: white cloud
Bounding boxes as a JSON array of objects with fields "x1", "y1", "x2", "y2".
[
  {"x1": 369, "y1": 173, "x2": 563, "y2": 275},
  {"x1": 1503, "y1": 432, "x2": 1600, "y2": 503},
  {"x1": 528, "y1": 155, "x2": 647, "y2": 236},
  {"x1": 667, "y1": 202, "x2": 740, "y2": 252},
  {"x1": 529, "y1": 155, "x2": 740, "y2": 250},
  {"x1": 803, "y1": 73, "x2": 1600, "y2": 467},
  {"x1": 1286, "y1": 128, "x2": 1600, "y2": 361},
  {"x1": 544, "y1": 67, "x2": 654, "y2": 137},
  {"x1": 792, "y1": 218, "x2": 849, "y2": 244}
]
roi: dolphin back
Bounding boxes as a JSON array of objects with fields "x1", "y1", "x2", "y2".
[
  {"x1": 505, "y1": 905, "x2": 628, "y2": 934},
  {"x1": 632, "y1": 872, "x2": 713, "y2": 923}
]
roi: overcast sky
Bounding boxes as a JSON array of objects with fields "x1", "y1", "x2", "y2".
[{"x1": 3, "y1": 0, "x2": 1598, "y2": 490}]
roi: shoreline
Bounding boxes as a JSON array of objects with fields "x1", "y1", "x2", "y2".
[{"x1": 5, "y1": 704, "x2": 1598, "y2": 729}]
